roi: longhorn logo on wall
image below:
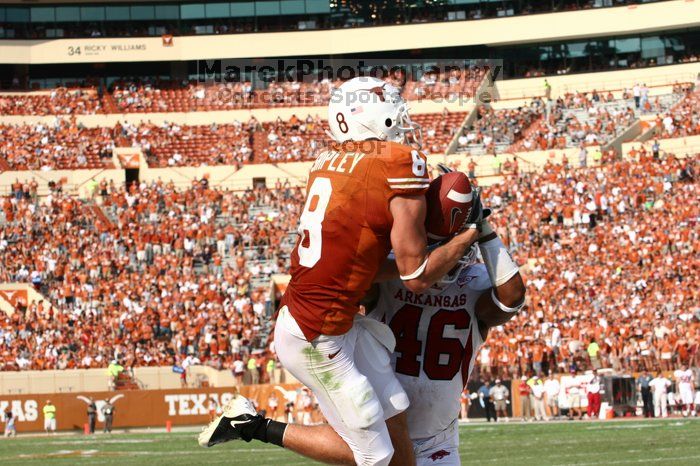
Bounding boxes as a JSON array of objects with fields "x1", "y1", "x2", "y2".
[
  {"x1": 0, "y1": 289, "x2": 28, "y2": 309},
  {"x1": 117, "y1": 151, "x2": 140, "y2": 169},
  {"x1": 76, "y1": 394, "x2": 125, "y2": 422}
]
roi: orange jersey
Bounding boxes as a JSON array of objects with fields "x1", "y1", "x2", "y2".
[{"x1": 282, "y1": 141, "x2": 429, "y2": 340}]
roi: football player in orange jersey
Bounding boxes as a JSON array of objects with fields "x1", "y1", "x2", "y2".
[{"x1": 199, "y1": 77, "x2": 488, "y2": 465}]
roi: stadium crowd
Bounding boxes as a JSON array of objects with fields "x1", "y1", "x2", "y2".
[
  {"x1": 260, "y1": 115, "x2": 328, "y2": 163},
  {"x1": 478, "y1": 150, "x2": 699, "y2": 380},
  {"x1": 0, "y1": 110, "x2": 467, "y2": 169},
  {"x1": 0, "y1": 119, "x2": 115, "y2": 170},
  {"x1": 0, "y1": 180, "x2": 305, "y2": 379},
  {"x1": 656, "y1": 87, "x2": 700, "y2": 138},
  {"x1": 2, "y1": 81, "x2": 695, "y2": 170},
  {"x1": 7, "y1": 85, "x2": 694, "y2": 170},
  {"x1": 458, "y1": 85, "x2": 693, "y2": 154},
  {"x1": 457, "y1": 99, "x2": 544, "y2": 153},
  {"x1": 0, "y1": 88, "x2": 101, "y2": 116},
  {"x1": 0, "y1": 148, "x2": 697, "y2": 387},
  {"x1": 119, "y1": 120, "x2": 255, "y2": 167},
  {"x1": 0, "y1": 68, "x2": 485, "y2": 115},
  {"x1": 517, "y1": 102, "x2": 637, "y2": 151},
  {"x1": 108, "y1": 68, "x2": 484, "y2": 112}
]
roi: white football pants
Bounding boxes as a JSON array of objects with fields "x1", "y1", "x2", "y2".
[
  {"x1": 413, "y1": 420, "x2": 460, "y2": 466},
  {"x1": 275, "y1": 306, "x2": 409, "y2": 466}
]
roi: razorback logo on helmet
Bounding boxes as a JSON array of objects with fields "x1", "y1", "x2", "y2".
[{"x1": 457, "y1": 274, "x2": 476, "y2": 286}]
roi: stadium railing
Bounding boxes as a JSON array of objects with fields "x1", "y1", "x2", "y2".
[{"x1": 493, "y1": 63, "x2": 699, "y2": 102}]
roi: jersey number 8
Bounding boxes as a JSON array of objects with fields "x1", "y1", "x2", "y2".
[
  {"x1": 411, "y1": 150, "x2": 426, "y2": 177},
  {"x1": 297, "y1": 177, "x2": 332, "y2": 268}
]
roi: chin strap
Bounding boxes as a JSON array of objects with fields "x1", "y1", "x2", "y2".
[{"x1": 400, "y1": 256, "x2": 429, "y2": 281}]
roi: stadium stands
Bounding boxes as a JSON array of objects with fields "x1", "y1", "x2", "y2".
[
  {"x1": 1, "y1": 151, "x2": 697, "y2": 379},
  {"x1": 0, "y1": 88, "x2": 102, "y2": 116},
  {"x1": 0, "y1": 68, "x2": 485, "y2": 120},
  {"x1": 457, "y1": 100, "x2": 545, "y2": 155},
  {"x1": 121, "y1": 120, "x2": 255, "y2": 167},
  {"x1": 107, "y1": 71, "x2": 484, "y2": 114},
  {"x1": 657, "y1": 87, "x2": 700, "y2": 138},
  {"x1": 0, "y1": 108, "x2": 464, "y2": 170},
  {"x1": 0, "y1": 120, "x2": 115, "y2": 170},
  {"x1": 3, "y1": 3, "x2": 700, "y2": 450},
  {"x1": 257, "y1": 114, "x2": 328, "y2": 163},
  {"x1": 521, "y1": 88, "x2": 683, "y2": 150},
  {"x1": 415, "y1": 110, "x2": 467, "y2": 154},
  {"x1": 479, "y1": 152, "x2": 698, "y2": 379},
  {"x1": 0, "y1": 181, "x2": 303, "y2": 373},
  {"x1": 111, "y1": 80, "x2": 256, "y2": 113},
  {"x1": 0, "y1": 34, "x2": 698, "y2": 394},
  {"x1": 456, "y1": 88, "x2": 687, "y2": 155}
]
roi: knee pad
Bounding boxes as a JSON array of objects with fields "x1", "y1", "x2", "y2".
[
  {"x1": 355, "y1": 441, "x2": 393, "y2": 466},
  {"x1": 336, "y1": 374, "x2": 383, "y2": 430}
]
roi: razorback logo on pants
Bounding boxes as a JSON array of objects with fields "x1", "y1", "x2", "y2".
[{"x1": 429, "y1": 449, "x2": 451, "y2": 461}]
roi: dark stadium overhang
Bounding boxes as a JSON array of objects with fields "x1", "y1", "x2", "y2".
[{"x1": 0, "y1": 0, "x2": 699, "y2": 64}]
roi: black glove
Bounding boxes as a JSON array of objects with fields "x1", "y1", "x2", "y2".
[
  {"x1": 460, "y1": 188, "x2": 491, "y2": 231},
  {"x1": 436, "y1": 162, "x2": 454, "y2": 175}
]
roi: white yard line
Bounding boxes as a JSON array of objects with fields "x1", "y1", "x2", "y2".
[{"x1": 573, "y1": 454, "x2": 700, "y2": 466}]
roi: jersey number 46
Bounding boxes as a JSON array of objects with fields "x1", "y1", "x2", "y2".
[{"x1": 389, "y1": 304, "x2": 475, "y2": 384}]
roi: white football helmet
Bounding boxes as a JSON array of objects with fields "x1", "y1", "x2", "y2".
[
  {"x1": 424, "y1": 244, "x2": 479, "y2": 294},
  {"x1": 423, "y1": 244, "x2": 480, "y2": 294},
  {"x1": 440, "y1": 244, "x2": 480, "y2": 285},
  {"x1": 387, "y1": 243, "x2": 480, "y2": 294},
  {"x1": 328, "y1": 76, "x2": 422, "y2": 148}
]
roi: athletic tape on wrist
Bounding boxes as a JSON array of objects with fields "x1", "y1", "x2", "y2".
[
  {"x1": 478, "y1": 236, "x2": 520, "y2": 287},
  {"x1": 491, "y1": 289, "x2": 524, "y2": 313},
  {"x1": 400, "y1": 256, "x2": 429, "y2": 281},
  {"x1": 478, "y1": 219, "x2": 495, "y2": 240}
]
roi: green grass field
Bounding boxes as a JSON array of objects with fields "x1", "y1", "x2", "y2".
[{"x1": 1, "y1": 419, "x2": 699, "y2": 465}]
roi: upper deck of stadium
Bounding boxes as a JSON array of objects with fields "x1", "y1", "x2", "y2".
[
  {"x1": 0, "y1": 1, "x2": 684, "y2": 39},
  {"x1": 0, "y1": 0, "x2": 698, "y2": 65}
]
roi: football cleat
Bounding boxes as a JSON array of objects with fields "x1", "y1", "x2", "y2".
[{"x1": 198, "y1": 395, "x2": 262, "y2": 448}]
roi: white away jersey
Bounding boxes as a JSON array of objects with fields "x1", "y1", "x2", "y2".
[
  {"x1": 675, "y1": 369, "x2": 693, "y2": 386},
  {"x1": 675, "y1": 369, "x2": 695, "y2": 405},
  {"x1": 369, "y1": 264, "x2": 491, "y2": 440}
]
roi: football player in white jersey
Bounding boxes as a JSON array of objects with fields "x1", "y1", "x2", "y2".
[
  {"x1": 364, "y1": 260, "x2": 503, "y2": 465},
  {"x1": 674, "y1": 365, "x2": 696, "y2": 417},
  {"x1": 194, "y1": 192, "x2": 525, "y2": 466},
  {"x1": 361, "y1": 206, "x2": 524, "y2": 465}
]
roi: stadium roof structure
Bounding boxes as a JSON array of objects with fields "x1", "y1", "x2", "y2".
[{"x1": 1, "y1": 0, "x2": 698, "y2": 64}]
